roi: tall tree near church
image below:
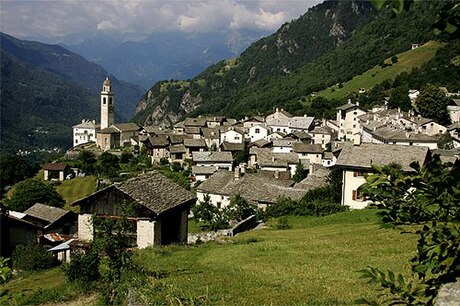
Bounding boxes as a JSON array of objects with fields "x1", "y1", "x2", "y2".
[{"x1": 416, "y1": 85, "x2": 451, "y2": 126}]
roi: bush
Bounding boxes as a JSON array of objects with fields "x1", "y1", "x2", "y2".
[
  {"x1": 64, "y1": 247, "x2": 100, "y2": 283},
  {"x1": 225, "y1": 195, "x2": 256, "y2": 222},
  {"x1": 273, "y1": 216, "x2": 291, "y2": 230},
  {"x1": 12, "y1": 242, "x2": 57, "y2": 271},
  {"x1": 120, "y1": 152, "x2": 134, "y2": 164},
  {"x1": 6, "y1": 179, "x2": 65, "y2": 212}
]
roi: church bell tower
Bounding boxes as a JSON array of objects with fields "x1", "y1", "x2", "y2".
[{"x1": 100, "y1": 77, "x2": 114, "y2": 129}]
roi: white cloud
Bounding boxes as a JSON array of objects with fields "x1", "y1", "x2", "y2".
[{"x1": 0, "y1": 0, "x2": 321, "y2": 41}]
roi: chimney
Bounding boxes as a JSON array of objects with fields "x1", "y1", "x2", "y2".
[
  {"x1": 274, "y1": 170, "x2": 279, "y2": 179},
  {"x1": 276, "y1": 108, "x2": 279, "y2": 112},
  {"x1": 234, "y1": 167, "x2": 241, "y2": 180},
  {"x1": 82, "y1": 119, "x2": 85, "y2": 123},
  {"x1": 239, "y1": 163, "x2": 246, "y2": 175},
  {"x1": 356, "y1": 101, "x2": 360, "y2": 106},
  {"x1": 348, "y1": 99, "x2": 352, "y2": 104},
  {"x1": 353, "y1": 133, "x2": 361, "y2": 146}
]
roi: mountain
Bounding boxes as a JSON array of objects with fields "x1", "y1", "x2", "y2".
[
  {"x1": 133, "y1": 0, "x2": 448, "y2": 126},
  {"x1": 64, "y1": 29, "x2": 269, "y2": 89},
  {"x1": 0, "y1": 33, "x2": 144, "y2": 156}
]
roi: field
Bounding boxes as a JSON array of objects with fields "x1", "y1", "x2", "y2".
[
  {"x1": 3, "y1": 210, "x2": 418, "y2": 305},
  {"x1": 55, "y1": 176, "x2": 97, "y2": 209},
  {"x1": 317, "y1": 41, "x2": 445, "y2": 100}
]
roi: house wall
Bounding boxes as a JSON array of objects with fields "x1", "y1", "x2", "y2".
[
  {"x1": 421, "y1": 122, "x2": 447, "y2": 136},
  {"x1": 298, "y1": 153, "x2": 322, "y2": 164},
  {"x1": 195, "y1": 161, "x2": 232, "y2": 170},
  {"x1": 337, "y1": 107, "x2": 367, "y2": 141},
  {"x1": 272, "y1": 146, "x2": 293, "y2": 153},
  {"x1": 268, "y1": 125, "x2": 291, "y2": 134},
  {"x1": 44, "y1": 170, "x2": 49, "y2": 181},
  {"x1": 448, "y1": 105, "x2": 460, "y2": 123},
  {"x1": 151, "y1": 148, "x2": 169, "y2": 163},
  {"x1": 341, "y1": 170, "x2": 371, "y2": 209},
  {"x1": 249, "y1": 126, "x2": 269, "y2": 142},
  {"x1": 197, "y1": 191, "x2": 231, "y2": 209},
  {"x1": 73, "y1": 127, "x2": 97, "y2": 146},
  {"x1": 220, "y1": 130, "x2": 244, "y2": 144},
  {"x1": 312, "y1": 133, "x2": 331, "y2": 149},
  {"x1": 136, "y1": 219, "x2": 159, "y2": 248},
  {"x1": 78, "y1": 214, "x2": 94, "y2": 241},
  {"x1": 120, "y1": 130, "x2": 139, "y2": 145}
]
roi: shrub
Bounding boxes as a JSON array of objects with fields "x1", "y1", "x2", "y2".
[
  {"x1": 225, "y1": 195, "x2": 256, "y2": 222},
  {"x1": 12, "y1": 242, "x2": 57, "y2": 271},
  {"x1": 64, "y1": 247, "x2": 100, "y2": 283},
  {"x1": 273, "y1": 216, "x2": 291, "y2": 230},
  {"x1": 120, "y1": 152, "x2": 134, "y2": 164},
  {"x1": 6, "y1": 179, "x2": 65, "y2": 212}
]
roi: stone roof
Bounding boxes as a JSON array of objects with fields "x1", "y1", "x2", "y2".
[
  {"x1": 259, "y1": 152, "x2": 299, "y2": 167},
  {"x1": 43, "y1": 162, "x2": 68, "y2": 171},
  {"x1": 73, "y1": 172, "x2": 196, "y2": 215},
  {"x1": 169, "y1": 144, "x2": 186, "y2": 153},
  {"x1": 242, "y1": 116, "x2": 265, "y2": 123},
  {"x1": 149, "y1": 135, "x2": 169, "y2": 147},
  {"x1": 272, "y1": 138, "x2": 297, "y2": 147},
  {"x1": 294, "y1": 167, "x2": 330, "y2": 190},
  {"x1": 335, "y1": 143, "x2": 429, "y2": 171},
  {"x1": 311, "y1": 126, "x2": 334, "y2": 135},
  {"x1": 222, "y1": 126, "x2": 245, "y2": 135},
  {"x1": 192, "y1": 151, "x2": 233, "y2": 163},
  {"x1": 292, "y1": 143, "x2": 323, "y2": 154},
  {"x1": 184, "y1": 138, "x2": 207, "y2": 148},
  {"x1": 197, "y1": 170, "x2": 308, "y2": 204},
  {"x1": 184, "y1": 117, "x2": 207, "y2": 127},
  {"x1": 184, "y1": 127, "x2": 201, "y2": 134},
  {"x1": 337, "y1": 103, "x2": 365, "y2": 112},
  {"x1": 450, "y1": 98, "x2": 460, "y2": 107},
  {"x1": 250, "y1": 139, "x2": 271, "y2": 148},
  {"x1": 174, "y1": 121, "x2": 185, "y2": 128},
  {"x1": 431, "y1": 149, "x2": 459, "y2": 164},
  {"x1": 99, "y1": 126, "x2": 119, "y2": 134},
  {"x1": 372, "y1": 126, "x2": 437, "y2": 143},
  {"x1": 192, "y1": 166, "x2": 218, "y2": 175},
  {"x1": 221, "y1": 142, "x2": 245, "y2": 151},
  {"x1": 24, "y1": 203, "x2": 70, "y2": 224},
  {"x1": 168, "y1": 134, "x2": 192, "y2": 144},
  {"x1": 201, "y1": 127, "x2": 220, "y2": 139},
  {"x1": 113, "y1": 123, "x2": 140, "y2": 132},
  {"x1": 73, "y1": 120, "x2": 99, "y2": 129},
  {"x1": 286, "y1": 131, "x2": 312, "y2": 139},
  {"x1": 266, "y1": 116, "x2": 314, "y2": 130}
]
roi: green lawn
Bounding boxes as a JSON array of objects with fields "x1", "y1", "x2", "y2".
[
  {"x1": 136, "y1": 210, "x2": 418, "y2": 305},
  {"x1": 318, "y1": 41, "x2": 445, "y2": 100},
  {"x1": 55, "y1": 175, "x2": 97, "y2": 209},
  {"x1": 4, "y1": 210, "x2": 418, "y2": 305}
]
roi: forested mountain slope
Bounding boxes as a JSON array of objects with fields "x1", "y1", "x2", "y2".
[
  {"x1": 0, "y1": 33, "x2": 144, "y2": 156},
  {"x1": 133, "y1": 0, "x2": 449, "y2": 126}
]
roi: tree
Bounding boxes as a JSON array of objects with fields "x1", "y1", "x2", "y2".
[
  {"x1": 416, "y1": 85, "x2": 451, "y2": 125},
  {"x1": 192, "y1": 195, "x2": 228, "y2": 231},
  {"x1": 388, "y1": 86, "x2": 412, "y2": 111},
  {"x1": 97, "y1": 152, "x2": 120, "y2": 178},
  {"x1": 437, "y1": 132, "x2": 455, "y2": 150},
  {"x1": 292, "y1": 162, "x2": 307, "y2": 183},
  {"x1": 5, "y1": 179, "x2": 65, "y2": 212},
  {"x1": 0, "y1": 155, "x2": 35, "y2": 188},
  {"x1": 225, "y1": 195, "x2": 256, "y2": 222},
  {"x1": 78, "y1": 150, "x2": 97, "y2": 175}
]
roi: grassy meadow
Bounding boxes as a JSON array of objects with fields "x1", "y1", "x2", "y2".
[
  {"x1": 3, "y1": 210, "x2": 418, "y2": 305},
  {"x1": 55, "y1": 175, "x2": 97, "y2": 208},
  {"x1": 317, "y1": 41, "x2": 445, "y2": 100}
]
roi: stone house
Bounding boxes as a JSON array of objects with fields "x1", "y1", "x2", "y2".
[
  {"x1": 73, "y1": 172, "x2": 196, "y2": 248},
  {"x1": 220, "y1": 127, "x2": 245, "y2": 144},
  {"x1": 23, "y1": 203, "x2": 77, "y2": 236},
  {"x1": 97, "y1": 126, "x2": 120, "y2": 150},
  {"x1": 272, "y1": 138, "x2": 297, "y2": 153},
  {"x1": 266, "y1": 115, "x2": 315, "y2": 134},
  {"x1": 448, "y1": 99, "x2": 460, "y2": 123},
  {"x1": 265, "y1": 108, "x2": 292, "y2": 121},
  {"x1": 201, "y1": 127, "x2": 220, "y2": 150},
  {"x1": 169, "y1": 144, "x2": 187, "y2": 164},
  {"x1": 335, "y1": 143, "x2": 429, "y2": 209},
  {"x1": 241, "y1": 116, "x2": 265, "y2": 129},
  {"x1": 292, "y1": 143, "x2": 324, "y2": 165},
  {"x1": 192, "y1": 151, "x2": 233, "y2": 170},
  {"x1": 196, "y1": 168, "x2": 309, "y2": 210},
  {"x1": 248, "y1": 125, "x2": 271, "y2": 143},
  {"x1": 72, "y1": 119, "x2": 99, "y2": 147},
  {"x1": 184, "y1": 138, "x2": 207, "y2": 159},
  {"x1": 336, "y1": 101, "x2": 367, "y2": 141},
  {"x1": 43, "y1": 162, "x2": 71, "y2": 181},
  {"x1": 310, "y1": 126, "x2": 335, "y2": 149},
  {"x1": 145, "y1": 135, "x2": 170, "y2": 163}
]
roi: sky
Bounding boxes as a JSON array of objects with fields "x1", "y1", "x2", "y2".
[{"x1": 1, "y1": 0, "x2": 321, "y2": 42}]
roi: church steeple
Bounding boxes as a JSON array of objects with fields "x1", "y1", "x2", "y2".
[{"x1": 100, "y1": 77, "x2": 114, "y2": 129}]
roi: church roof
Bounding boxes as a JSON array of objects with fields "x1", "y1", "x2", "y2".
[
  {"x1": 113, "y1": 123, "x2": 140, "y2": 132},
  {"x1": 73, "y1": 120, "x2": 99, "y2": 129}
]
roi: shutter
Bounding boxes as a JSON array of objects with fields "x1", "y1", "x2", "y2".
[
  {"x1": 353, "y1": 171, "x2": 358, "y2": 177},
  {"x1": 352, "y1": 190, "x2": 357, "y2": 201}
]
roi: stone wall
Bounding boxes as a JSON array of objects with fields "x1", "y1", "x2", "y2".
[{"x1": 78, "y1": 214, "x2": 93, "y2": 241}]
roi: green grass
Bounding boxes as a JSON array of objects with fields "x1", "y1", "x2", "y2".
[
  {"x1": 135, "y1": 210, "x2": 418, "y2": 305},
  {"x1": 4, "y1": 210, "x2": 418, "y2": 305},
  {"x1": 55, "y1": 175, "x2": 97, "y2": 208},
  {"x1": 318, "y1": 41, "x2": 446, "y2": 100}
]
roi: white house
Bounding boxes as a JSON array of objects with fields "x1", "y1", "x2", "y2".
[
  {"x1": 266, "y1": 115, "x2": 315, "y2": 134},
  {"x1": 72, "y1": 119, "x2": 99, "y2": 146},
  {"x1": 220, "y1": 127, "x2": 245, "y2": 144},
  {"x1": 272, "y1": 138, "x2": 296, "y2": 153},
  {"x1": 448, "y1": 99, "x2": 460, "y2": 123},
  {"x1": 292, "y1": 143, "x2": 323, "y2": 165},
  {"x1": 336, "y1": 101, "x2": 367, "y2": 141},
  {"x1": 310, "y1": 126, "x2": 335, "y2": 149},
  {"x1": 192, "y1": 151, "x2": 233, "y2": 170},
  {"x1": 248, "y1": 125, "x2": 271, "y2": 143},
  {"x1": 335, "y1": 143, "x2": 429, "y2": 209},
  {"x1": 265, "y1": 108, "x2": 292, "y2": 122}
]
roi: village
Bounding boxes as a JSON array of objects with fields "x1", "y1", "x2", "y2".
[{"x1": 3, "y1": 77, "x2": 459, "y2": 265}]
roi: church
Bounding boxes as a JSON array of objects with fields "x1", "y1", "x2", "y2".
[{"x1": 72, "y1": 78, "x2": 140, "y2": 151}]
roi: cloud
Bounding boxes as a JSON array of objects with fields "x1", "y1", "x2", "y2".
[{"x1": 0, "y1": 0, "x2": 321, "y2": 41}]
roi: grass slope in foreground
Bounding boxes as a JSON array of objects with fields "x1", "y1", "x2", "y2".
[
  {"x1": 318, "y1": 41, "x2": 445, "y2": 100},
  {"x1": 4, "y1": 210, "x2": 418, "y2": 305},
  {"x1": 137, "y1": 210, "x2": 417, "y2": 305}
]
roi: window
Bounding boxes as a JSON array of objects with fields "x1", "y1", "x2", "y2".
[
  {"x1": 103, "y1": 97, "x2": 106, "y2": 104},
  {"x1": 352, "y1": 190, "x2": 366, "y2": 201},
  {"x1": 255, "y1": 128, "x2": 260, "y2": 134},
  {"x1": 109, "y1": 97, "x2": 113, "y2": 105},
  {"x1": 353, "y1": 170, "x2": 366, "y2": 177}
]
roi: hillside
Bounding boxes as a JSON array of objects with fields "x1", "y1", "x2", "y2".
[
  {"x1": 0, "y1": 33, "x2": 144, "y2": 157},
  {"x1": 317, "y1": 41, "x2": 446, "y2": 100},
  {"x1": 133, "y1": 0, "x2": 447, "y2": 126},
  {"x1": 3, "y1": 211, "x2": 418, "y2": 304}
]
